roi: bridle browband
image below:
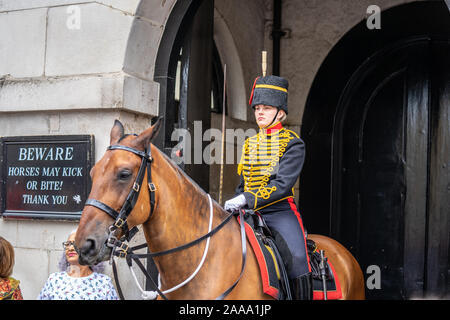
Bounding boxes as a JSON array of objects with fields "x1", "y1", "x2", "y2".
[{"x1": 83, "y1": 142, "x2": 246, "y2": 300}]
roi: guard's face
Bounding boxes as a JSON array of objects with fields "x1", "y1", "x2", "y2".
[{"x1": 254, "y1": 104, "x2": 280, "y2": 128}]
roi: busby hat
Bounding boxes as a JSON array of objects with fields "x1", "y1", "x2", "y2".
[{"x1": 249, "y1": 75, "x2": 289, "y2": 114}]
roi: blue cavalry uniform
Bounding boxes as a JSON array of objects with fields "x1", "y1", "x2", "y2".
[{"x1": 232, "y1": 75, "x2": 313, "y2": 300}]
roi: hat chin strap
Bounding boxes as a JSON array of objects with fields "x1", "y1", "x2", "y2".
[{"x1": 260, "y1": 109, "x2": 280, "y2": 130}]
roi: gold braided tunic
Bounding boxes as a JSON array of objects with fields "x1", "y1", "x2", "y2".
[{"x1": 236, "y1": 122, "x2": 305, "y2": 212}]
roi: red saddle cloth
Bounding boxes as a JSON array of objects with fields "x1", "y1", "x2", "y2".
[
  {"x1": 237, "y1": 216, "x2": 342, "y2": 300},
  {"x1": 240, "y1": 218, "x2": 281, "y2": 299},
  {"x1": 237, "y1": 216, "x2": 280, "y2": 299}
]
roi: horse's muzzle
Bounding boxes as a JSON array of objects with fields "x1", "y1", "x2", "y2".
[{"x1": 76, "y1": 236, "x2": 112, "y2": 265}]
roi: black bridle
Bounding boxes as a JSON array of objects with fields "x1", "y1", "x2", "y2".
[
  {"x1": 85, "y1": 144, "x2": 156, "y2": 257},
  {"x1": 82, "y1": 143, "x2": 246, "y2": 300}
]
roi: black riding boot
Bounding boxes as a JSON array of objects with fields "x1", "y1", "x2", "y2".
[{"x1": 290, "y1": 273, "x2": 313, "y2": 300}]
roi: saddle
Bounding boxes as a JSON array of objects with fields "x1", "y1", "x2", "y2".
[{"x1": 238, "y1": 209, "x2": 342, "y2": 300}]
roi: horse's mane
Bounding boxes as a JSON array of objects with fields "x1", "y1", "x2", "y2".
[
  {"x1": 117, "y1": 132, "x2": 207, "y2": 198},
  {"x1": 153, "y1": 144, "x2": 209, "y2": 198},
  {"x1": 118, "y1": 132, "x2": 220, "y2": 213}
]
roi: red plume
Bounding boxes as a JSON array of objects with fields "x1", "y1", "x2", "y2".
[{"x1": 248, "y1": 77, "x2": 259, "y2": 106}]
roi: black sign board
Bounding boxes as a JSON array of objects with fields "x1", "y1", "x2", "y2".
[{"x1": 0, "y1": 135, "x2": 94, "y2": 220}]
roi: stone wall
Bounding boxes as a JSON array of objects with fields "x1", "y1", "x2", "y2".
[
  {"x1": 280, "y1": 0, "x2": 415, "y2": 126},
  {"x1": 0, "y1": 0, "x2": 170, "y2": 299}
]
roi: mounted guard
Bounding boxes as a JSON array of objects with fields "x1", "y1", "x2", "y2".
[
  {"x1": 74, "y1": 78, "x2": 365, "y2": 300},
  {"x1": 224, "y1": 74, "x2": 313, "y2": 300}
]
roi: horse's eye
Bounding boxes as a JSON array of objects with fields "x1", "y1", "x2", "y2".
[{"x1": 118, "y1": 170, "x2": 132, "y2": 180}]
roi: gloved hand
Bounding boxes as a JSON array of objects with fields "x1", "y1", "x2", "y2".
[{"x1": 224, "y1": 194, "x2": 247, "y2": 212}]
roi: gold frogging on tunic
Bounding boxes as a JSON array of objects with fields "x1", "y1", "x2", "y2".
[{"x1": 238, "y1": 123, "x2": 297, "y2": 208}]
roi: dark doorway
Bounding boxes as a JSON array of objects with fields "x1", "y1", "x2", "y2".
[
  {"x1": 176, "y1": 0, "x2": 214, "y2": 191},
  {"x1": 301, "y1": 2, "x2": 450, "y2": 299},
  {"x1": 154, "y1": 0, "x2": 215, "y2": 192},
  {"x1": 335, "y1": 38, "x2": 449, "y2": 299}
]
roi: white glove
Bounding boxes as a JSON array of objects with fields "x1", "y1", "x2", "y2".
[{"x1": 224, "y1": 194, "x2": 247, "y2": 212}]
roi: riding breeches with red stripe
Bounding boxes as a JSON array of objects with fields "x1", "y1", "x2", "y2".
[{"x1": 258, "y1": 198, "x2": 311, "y2": 279}]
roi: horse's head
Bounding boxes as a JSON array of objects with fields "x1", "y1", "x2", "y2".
[{"x1": 75, "y1": 119, "x2": 162, "y2": 265}]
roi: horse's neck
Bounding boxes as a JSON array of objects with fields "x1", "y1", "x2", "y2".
[
  {"x1": 142, "y1": 146, "x2": 223, "y2": 289},
  {"x1": 144, "y1": 146, "x2": 214, "y2": 254}
]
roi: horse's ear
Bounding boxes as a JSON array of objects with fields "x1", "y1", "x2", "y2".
[
  {"x1": 110, "y1": 119, "x2": 125, "y2": 145},
  {"x1": 132, "y1": 117, "x2": 163, "y2": 149}
]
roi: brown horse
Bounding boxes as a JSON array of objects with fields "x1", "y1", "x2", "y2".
[{"x1": 75, "y1": 119, "x2": 365, "y2": 300}]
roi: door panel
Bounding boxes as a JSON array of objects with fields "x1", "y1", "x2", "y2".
[
  {"x1": 336, "y1": 41, "x2": 431, "y2": 299},
  {"x1": 175, "y1": 0, "x2": 214, "y2": 191},
  {"x1": 403, "y1": 43, "x2": 429, "y2": 299},
  {"x1": 336, "y1": 39, "x2": 450, "y2": 299},
  {"x1": 360, "y1": 72, "x2": 408, "y2": 299},
  {"x1": 426, "y1": 40, "x2": 450, "y2": 298}
]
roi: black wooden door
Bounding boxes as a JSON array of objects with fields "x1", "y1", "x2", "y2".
[
  {"x1": 176, "y1": 0, "x2": 213, "y2": 192},
  {"x1": 426, "y1": 39, "x2": 450, "y2": 299},
  {"x1": 333, "y1": 39, "x2": 449, "y2": 299}
]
